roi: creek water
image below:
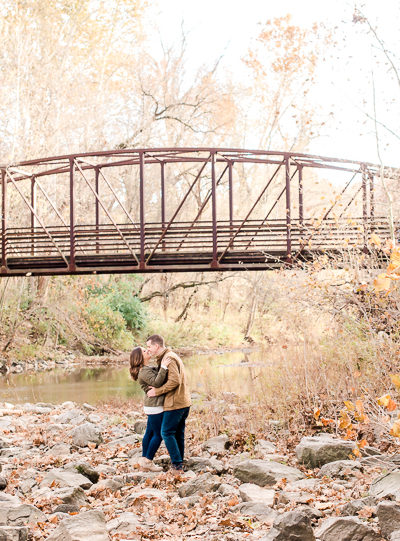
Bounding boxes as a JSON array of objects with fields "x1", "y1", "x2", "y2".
[{"x1": 0, "y1": 349, "x2": 267, "y2": 404}]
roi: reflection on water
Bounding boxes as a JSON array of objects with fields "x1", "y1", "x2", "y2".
[{"x1": 0, "y1": 349, "x2": 267, "y2": 404}]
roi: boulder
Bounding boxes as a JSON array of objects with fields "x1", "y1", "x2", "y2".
[
  {"x1": 0, "y1": 475, "x2": 7, "y2": 490},
  {"x1": 390, "y1": 531, "x2": 400, "y2": 541},
  {"x1": 106, "y1": 512, "x2": 141, "y2": 535},
  {"x1": 53, "y1": 504, "x2": 80, "y2": 514},
  {"x1": 202, "y1": 434, "x2": 229, "y2": 454},
  {"x1": 126, "y1": 488, "x2": 165, "y2": 504},
  {"x1": 238, "y1": 483, "x2": 275, "y2": 505},
  {"x1": 178, "y1": 473, "x2": 220, "y2": 497},
  {"x1": 67, "y1": 462, "x2": 100, "y2": 484},
  {"x1": 233, "y1": 502, "x2": 278, "y2": 521},
  {"x1": 0, "y1": 526, "x2": 28, "y2": 541},
  {"x1": 262, "y1": 510, "x2": 315, "y2": 540},
  {"x1": 186, "y1": 456, "x2": 225, "y2": 474},
  {"x1": 49, "y1": 443, "x2": 71, "y2": 456},
  {"x1": 339, "y1": 496, "x2": 376, "y2": 516},
  {"x1": 41, "y1": 469, "x2": 92, "y2": 490},
  {"x1": 318, "y1": 460, "x2": 363, "y2": 479},
  {"x1": 369, "y1": 471, "x2": 400, "y2": 499},
  {"x1": 0, "y1": 504, "x2": 46, "y2": 526},
  {"x1": 377, "y1": 501, "x2": 400, "y2": 538},
  {"x1": 53, "y1": 409, "x2": 86, "y2": 425},
  {"x1": 233, "y1": 459, "x2": 304, "y2": 487},
  {"x1": 295, "y1": 435, "x2": 356, "y2": 468},
  {"x1": 47, "y1": 510, "x2": 110, "y2": 541},
  {"x1": 133, "y1": 420, "x2": 147, "y2": 434},
  {"x1": 0, "y1": 494, "x2": 21, "y2": 506},
  {"x1": 69, "y1": 422, "x2": 102, "y2": 448},
  {"x1": 315, "y1": 516, "x2": 380, "y2": 541},
  {"x1": 54, "y1": 486, "x2": 88, "y2": 507}
]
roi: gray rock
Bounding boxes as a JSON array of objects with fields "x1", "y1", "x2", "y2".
[
  {"x1": 47, "y1": 510, "x2": 110, "y2": 541},
  {"x1": 69, "y1": 422, "x2": 102, "y2": 448},
  {"x1": 53, "y1": 409, "x2": 86, "y2": 425},
  {"x1": 262, "y1": 510, "x2": 315, "y2": 540},
  {"x1": 0, "y1": 526, "x2": 28, "y2": 541},
  {"x1": 186, "y1": 456, "x2": 225, "y2": 474},
  {"x1": 315, "y1": 516, "x2": 380, "y2": 540},
  {"x1": 106, "y1": 512, "x2": 141, "y2": 534},
  {"x1": 369, "y1": 470, "x2": 400, "y2": 499},
  {"x1": 53, "y1": 504, "x2": 80, "y2": 514},
  {"x1": 339, "y1": 496, "x2": 377, "y2": 516},
  {"x1": 0, "y1": 476, "x2": 7, "y2": 490},
  {"x1": 54, "y1": 486, "x2": 88, "y2": 507},
  {"x1": 124, "y1": 472, "x2": 158, "y2": 485},
  {"x1": 377, "y1": 501, "x2": 400, "y2": 538},
  {"x1": 126, "y1": 488, "x2": 165, "y2": 504},
  {"x1": 233, "y1": 502, "x2": 278, "y2": 521},
  {"x1": 0, "y1": 494, "x2": 20, "y2": 506},
  {"x1": 390, "y1": 531, "x2": 400, "y2": 541},
  {"x1": 133, "y1": 420, "x2": 147, "y2": 434},
  {"x1": 295, "y1": 435, "x2": 356, "y2": 468},
  {"x1": 239, "y1": 483, "x2": 275, "y2": 505},
  {"x1": 233, "y1": 459, "x2": 304, "y2": 487},
  {"x1": 318, "y1": 460, "x2": 363, "y2": 478},
  {"x1": 255, "y1": 440, "x2": 277, "y2": 454},
  {"x1": 106, "y1": 434, "x2": 140, "y2": 447},
  {"x1": 49, "y1": 443, "x2": 71, "y2": 456},
  {"x1": 217, "y1": 483, "x2": 239, "y2": 497},
  {"x1": 41, "y1": 469, "x2": 92, "y2": 490},
  {"x1": 67, "y1": 462, "x2": 100, "y2": 484},
  {"x1": 0, "y1": 504, "x2": 46, "y2": 526},
  {"x1": 296, "y1": 505, "x2": 323, "y2": 521},
  {"x1": 178, "y1": 473, "x2": 221, "y2": 497},
  {"x1": 202, "y1": 434, "x2": 229, "y2": 454}
]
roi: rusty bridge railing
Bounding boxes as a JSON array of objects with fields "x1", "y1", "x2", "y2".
[{"x1": 0, "y1": 148, "x2": 396, "y2": 276}]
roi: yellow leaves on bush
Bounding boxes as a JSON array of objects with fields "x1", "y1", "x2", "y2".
[
  {"x1": 390, "y1": 374, "x2": 400, "y2": 389},
  {"x1": 344, "y1": 400, "x2": 355, "y2": 411},
  {"x1": 390, "y1": 420, "x2": 400, "y2": 438},
  {"x1": 390, "y1": 247, "x2": 400, "y2": 271},
  {"x1": 373, "y1": 273, "x2": 391, "y2": 293},
  {"x1": 377, "y1": 394, "x2": 397, "y2": 411},
  {"x1": 339, "y1": 410, "x2": 352, "y2": 430},
  {"x1": 369, "y1": 233, "x2": 382, "y2": 247}
]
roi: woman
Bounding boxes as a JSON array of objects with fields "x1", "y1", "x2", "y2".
[{"x1": 129, "y1": 346, "x2": 170, "y2": 472}]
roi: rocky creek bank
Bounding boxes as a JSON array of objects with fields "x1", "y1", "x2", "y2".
[{"x1": 0, "y1": 401, "x2": 400, "y2": 540}]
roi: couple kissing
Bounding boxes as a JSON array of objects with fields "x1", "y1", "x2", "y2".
[{"x1": 129, "y1": 334, "x2": 191, "y2": 473}]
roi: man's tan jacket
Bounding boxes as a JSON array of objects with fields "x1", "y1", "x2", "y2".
[{"x1": 154, "y1": 349, "x2": 191, "y2": 411}]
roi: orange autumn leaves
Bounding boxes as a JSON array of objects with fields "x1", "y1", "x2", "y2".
[{"x1": 370, "y1": 234, "x2": 400, "y2": 293}]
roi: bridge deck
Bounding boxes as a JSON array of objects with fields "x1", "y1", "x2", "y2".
[{"x1": 1, "y1": 218, "x2": 390, "y2": 275}]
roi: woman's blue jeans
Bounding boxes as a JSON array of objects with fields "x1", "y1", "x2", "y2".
[
  {"x1": 142, "y1": 412, "x2": 164, "y2": 460},
  {"x1": 161, "y1": 407, "x2": 190, "y2": 466}
]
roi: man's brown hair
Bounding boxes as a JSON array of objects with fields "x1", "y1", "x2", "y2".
[{"x1": 147, "y1": 334, "x2": 165, "y2": 348}]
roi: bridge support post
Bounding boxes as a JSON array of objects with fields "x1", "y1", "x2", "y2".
[
  {"x1": 369, "y1": 171, "x2": 375, "y2": 232},
  {"x1": 211, "y1": 152, "x2": 219, "y2": 269},
  {"x1": 139, "y1": 152, "x2": 145, "y2": 269},
  {"x1": 229, "y1": 161, "x2": 233, "y2": 243},
  {"x1": 285, "y1": 156, "x2": 292, "y2": 264},
  {"x1": 160, "y1": 162, "x2": 166, "y2": 252},
  {"x1": 1, "y1": 170, "x2": 7, "y2": 272},
  {"x1": 362, "y1": 165, "x2": 368, "y2": 252},
  {"x1": 31, "y1": 177, "x2": 36, "y2": 256},
  {"x1": 69, "y1": 158, "x2": 76, "y2": 271},
  {"x1": 95, "y1": 167, "x2": 100, "y2": 254}
]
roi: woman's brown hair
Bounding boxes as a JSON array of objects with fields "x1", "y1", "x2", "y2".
[{"x1": 130, "y1": 347, "x2": 144, "y2": 381}]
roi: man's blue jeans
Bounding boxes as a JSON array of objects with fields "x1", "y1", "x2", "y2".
[
  {"x1": 161, "y1": 407, "x2": 190, "y2": 466},
  {"x1": 142, "y1": 412, "x2": 164, "y2": 460}
]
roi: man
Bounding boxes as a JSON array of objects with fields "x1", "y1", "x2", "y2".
[{"x1": 146, "y1": 334, "x2": 191, "y2": 472}]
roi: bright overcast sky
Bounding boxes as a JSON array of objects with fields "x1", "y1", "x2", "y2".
[{"x1": 147, "y1": 0, "x2": 399, "y2": 166}]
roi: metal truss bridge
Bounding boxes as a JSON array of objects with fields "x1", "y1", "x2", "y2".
[{"x1": 0, "y1": 148, "x2": 395, "y2": 276}]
